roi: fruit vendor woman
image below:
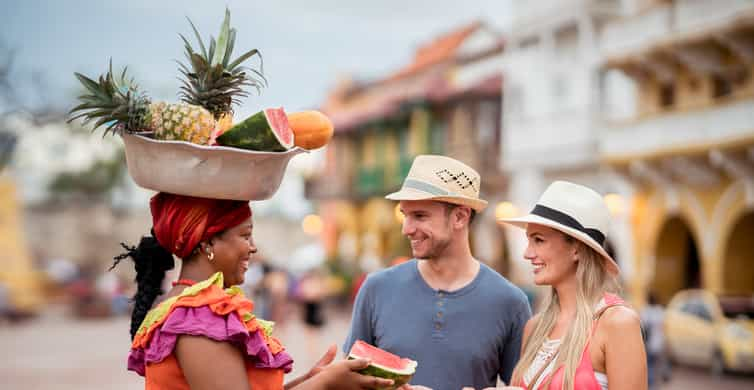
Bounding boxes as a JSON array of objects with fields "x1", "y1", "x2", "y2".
[
  {"x1": 116, "y1": 193, "x2": 395, "y2": 390},
  {"x1": 344, "y1": 155, "x2": 532, "y2": 390}
]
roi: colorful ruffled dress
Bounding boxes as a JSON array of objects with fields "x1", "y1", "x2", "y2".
[{"x1": 127, "y1": 272, "x2": 293, "y2": 389}]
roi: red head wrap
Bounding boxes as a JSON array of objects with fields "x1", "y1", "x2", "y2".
[{"x1": 150, "y1": 193, "x2": 252, "y2": 259}]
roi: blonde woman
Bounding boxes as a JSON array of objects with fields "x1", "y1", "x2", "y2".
[{"x1": 495, "y1": 181, "x2": 647, "y2": 390}]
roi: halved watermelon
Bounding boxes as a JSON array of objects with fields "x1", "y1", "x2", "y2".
[
  {"x1": 348, "y1": 340, "x2": 417, "y2": 389},
  {"x1": 215, "y1": 107, "x2": 294, "y2": 152}
]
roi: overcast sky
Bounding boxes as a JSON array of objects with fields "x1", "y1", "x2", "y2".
[
  {"x1": 3, "y1": 0, "x2": 513, "y2": 117},
  {"x1": 3, "y1": 0, "x2": 514, "y2": 217}
]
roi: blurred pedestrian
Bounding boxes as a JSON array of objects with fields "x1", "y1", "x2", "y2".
[
  {"x1": 0, "y1": 281, "x2": 8, "y2": 323},
  {"x1": 298, "y1": 269, "x2": 327, "y2": 328},
  {"x1": 641, "y1": 292, "x2": 669, "y2": 389}
]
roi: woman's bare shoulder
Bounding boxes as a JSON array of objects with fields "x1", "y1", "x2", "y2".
[{"x1": 600, "y1": 305, "x2": 641, "y2": 334}]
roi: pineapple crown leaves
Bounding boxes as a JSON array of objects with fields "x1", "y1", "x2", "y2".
[
  {"x1": 68, "y1": 60, "x2": 151, "y2": 136},
  {"x1": 177, "y1": 8, "x2": 266, "y2": 119}
]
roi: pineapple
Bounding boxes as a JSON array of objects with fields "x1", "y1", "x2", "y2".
[
  {"x1": 69, "y1": 62, "x2": 217, "y2": 145},
  {"x1": 178, "y1": 8, "x2": 265, "y2": 137}
]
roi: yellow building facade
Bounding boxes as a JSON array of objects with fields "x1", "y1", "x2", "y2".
[
  {"x1": 0, "y1": 175, "x2": 43, "y2": 312},
  {"x1": 599, "y1": 0, "x2": 754, "y2": 304}
]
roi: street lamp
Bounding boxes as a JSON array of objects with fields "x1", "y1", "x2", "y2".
[
  {"x1": 603, "y1": 193, "x2": 626, "y2": 216},
  {"x1": 302, "y1": 214, "x2": 323, "y2": 236},
  {"x1": 495, "y1": 201, "x2": 518, "y2": 220}
]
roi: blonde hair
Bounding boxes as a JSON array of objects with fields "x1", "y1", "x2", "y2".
[{"x1": 510, "y1": 235, "x2": 620, "y2": 390}]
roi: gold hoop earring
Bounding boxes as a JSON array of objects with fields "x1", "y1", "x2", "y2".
[{"x1": 206, "y1": 248, "x2": 215, "y2": 262}]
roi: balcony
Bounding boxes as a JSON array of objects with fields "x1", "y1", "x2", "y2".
[
  {"x1": 600, "y1": 4, "x2": 672, "y2": 57},
  {"x1": 600, "y1": 0, "x2": 754, "y2": 59},
  {"x1": 599, "y1": 99, "x2": 754, "y2": 161},
  {"x1": 513, "y1": 0, "x2": 622, "y2": 33},
  {"x1": 356, "y1": 166, "x2": 386, "y2": 197},
  {"x1": 674, "y1": 0, "x2": 754, "y2": 32},
  {"x1": 304, "y1": 174, "x2": 351, "y2": 201},
  {"x1": 503, "y1": 109, "x2": 599, "y2": 171}
]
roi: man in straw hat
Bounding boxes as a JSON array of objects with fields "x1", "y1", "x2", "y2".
[{"x1": 344, "y1": 155, "x2": 531, "y2": 390}]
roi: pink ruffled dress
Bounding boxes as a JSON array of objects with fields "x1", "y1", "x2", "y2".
[{"x1": 127, "y1": 272, "x2": 293, "y2": 389}]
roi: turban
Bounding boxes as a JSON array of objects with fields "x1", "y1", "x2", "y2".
[{"x1": 150, "y1": 193, "x2": 252, "y2": 259}]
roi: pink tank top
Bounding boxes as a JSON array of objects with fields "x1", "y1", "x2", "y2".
[{"x1": 523, "y1": 293, "x2": 624, "y2": 390}]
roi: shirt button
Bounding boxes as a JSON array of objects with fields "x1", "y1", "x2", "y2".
[
  {"x1": 437, "y1": 301, "x2": 443, "y2": 307},
  {"x1": 435, "y1": 323, "x2": 441, "y2": 330},
  {"x1": 437, "y1": 312, "x2": 443, "y2": 318}
]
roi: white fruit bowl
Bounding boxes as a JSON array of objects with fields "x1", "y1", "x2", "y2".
[{"x1": 121, "y1": 132, "x2": 306, "y2": 201}]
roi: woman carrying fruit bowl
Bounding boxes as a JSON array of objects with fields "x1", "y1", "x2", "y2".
[
  {"x1": 69, "y1": 67, "x2": 365, "y2": 388},
  {"x1": 69, "y1": 8, "x2": 382, "y2": 388},
  {"x1": 71, "y1": 66, "x2": 384, "y2": 389},
  {"x1": 483, "y1": 181, "x2": 647, "y2": 390}
]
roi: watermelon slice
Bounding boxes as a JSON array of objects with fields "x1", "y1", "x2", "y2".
[
  {"x1": 215, "y1": 107, "x2": 294, "y2": 152},
  {"x1": 348, "y1": 340, "x2": 417, "y2": 389}
]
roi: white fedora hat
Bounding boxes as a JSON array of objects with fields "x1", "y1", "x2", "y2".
[
  {"x1": 385, "y1": 155, "x2": 488, "y2": 211},
  {"x1": 498, "y1": 180, "x2": 619, "y2": 275}
]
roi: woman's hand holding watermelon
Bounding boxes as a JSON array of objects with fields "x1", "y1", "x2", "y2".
[
  {"x1": 315, "y1": 358, "x2": 396, "y2": 389},
  {"x1": 285, "y1": 344, "x2": 394, "y2": 389}
]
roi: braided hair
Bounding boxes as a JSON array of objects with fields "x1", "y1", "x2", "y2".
[{"x1": 111, "y1": 229, "x2": 175, "y2": 340}]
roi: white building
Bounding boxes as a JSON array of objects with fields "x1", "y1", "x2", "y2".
[
  {"x1": 499, "y1": 0, "x2": 754, "y2": 303},
  {"x1": 499, "y1": 0, "x2": 630, "y2": 286}
]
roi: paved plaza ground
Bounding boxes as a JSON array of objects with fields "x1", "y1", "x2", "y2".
[{"x1": 1, "y1": 305, "x2": 752, "y2": 389}]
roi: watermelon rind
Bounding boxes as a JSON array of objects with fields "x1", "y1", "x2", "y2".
[{"x1": 216, "y1": 109, "x2": 293, "y2": 152}]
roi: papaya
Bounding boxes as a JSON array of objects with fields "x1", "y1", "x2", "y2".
[{"x1": 287, "y1": 110, "x2": 334, "y2": 150}]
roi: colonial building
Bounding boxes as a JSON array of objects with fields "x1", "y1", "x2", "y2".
[
  {"x1": 499, "y1": 0, "x2": 754, "y2": 300},
  {"x1": 599, "y1": 0, "x2": 754, "y2": 303},
  {"x1": 498, "y1": 0, "x2": 629, "y2": 286},
  {"x1": 306, "y1": 22, "x2": 509, "y2": 275}
]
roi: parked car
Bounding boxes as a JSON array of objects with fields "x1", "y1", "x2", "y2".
[{"x1": 665, "y1": 289, "x2": 754, "y2": 375}]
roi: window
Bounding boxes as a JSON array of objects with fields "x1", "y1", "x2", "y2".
[
  {"x1": 476, "y1": 100, "x2": 499, "y2": 145},
  {"x1": 398, "y1": 127, "x2": 409, "y2": 156},
  {"x1": 694, "y1": 304, "x2": 714, "y2": 322},
  {"x1": 712, "y1": 75, "x2": 732, "y2": 98},
  {"x1": 506, "y1": 85, "x2": 524, "y2": 117},
  {"x1": 518, "y1": 36, "x2": 540, "y2": 50},
  {"x1": 552, "y1": 76, "x2": 568, "y2": 102},
  {"x1": 688, "y1": 76, "x2": 700, "y2": 92},
  {"x1": 554, "y1": 24, "x2": 579, "y2": 61},
  {"x1": 680, "y1": 301, "x2": 695, "y2": 315},
  {"x1": 681, "y1": 300, "x2": 713, "y2": 322},
  {"x1": 430, "y1": 122, "x2": 446, "y2": 154},
  {"x1": 660, "y1": 83, "x2": 675, "y2": 108}
]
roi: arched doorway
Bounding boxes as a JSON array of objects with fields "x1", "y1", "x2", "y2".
[
  {"x1": 652, "y1": 217, "x2": 701, "y2": 304},
  {"x1": 721, "y1": 211, "x2": 754, "y2": 295}
]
